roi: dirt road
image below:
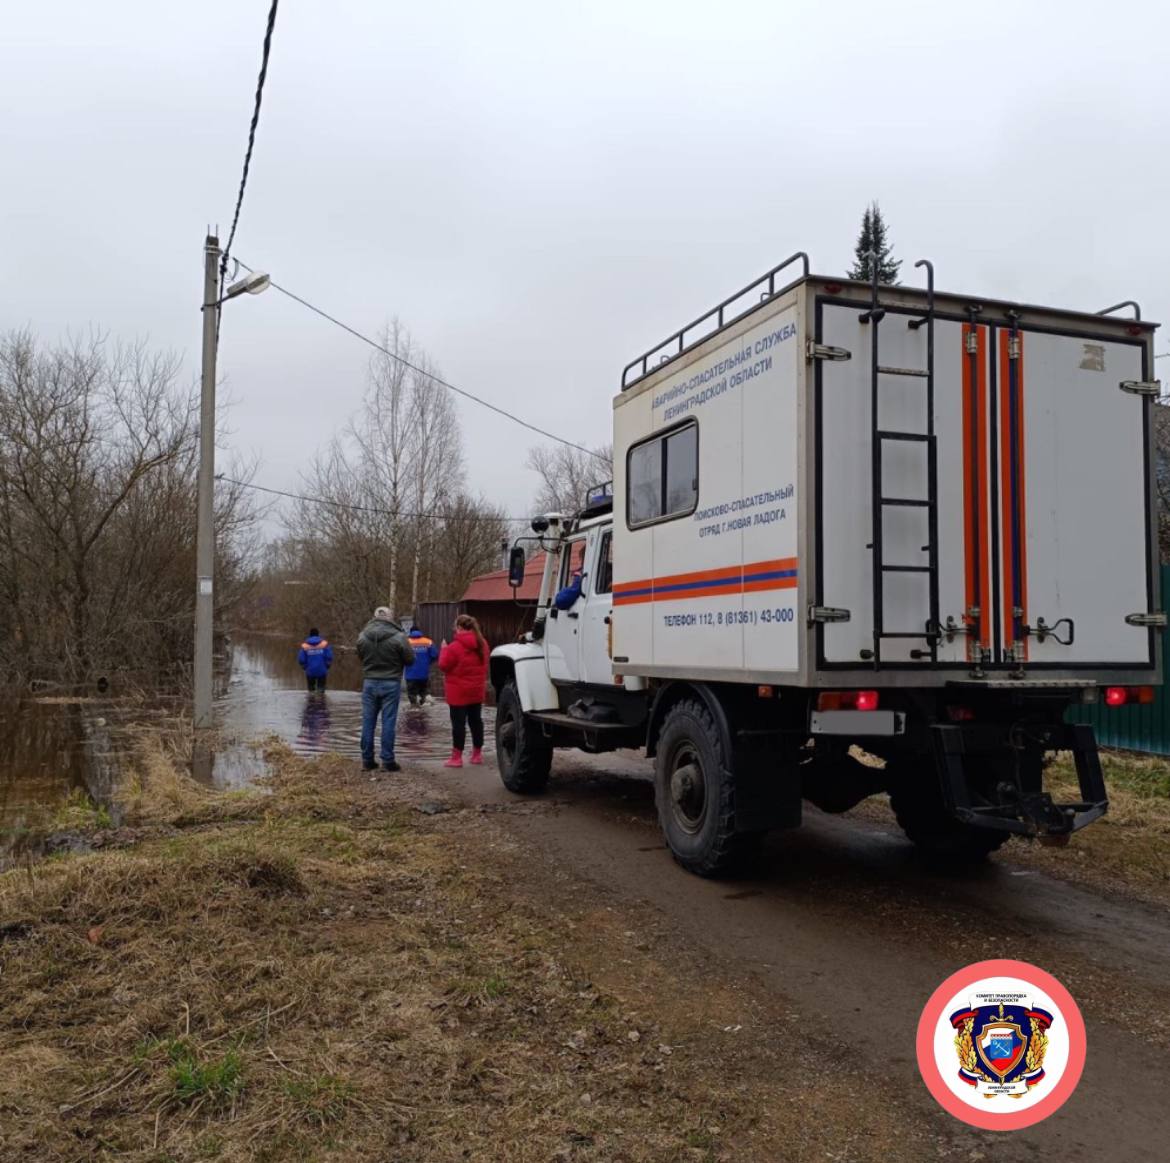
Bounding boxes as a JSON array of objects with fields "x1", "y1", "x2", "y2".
[{"x1": 421, "y1": 750, "x2": 1170, "y2": 1162}]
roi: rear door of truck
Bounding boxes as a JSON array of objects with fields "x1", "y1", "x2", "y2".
[
  {"x1": 815, "y1": 291, "x2": 1157, "y2": 674},
  {"x1": 1008, "y1": 327, "x2": 1153, "y2": 667}
]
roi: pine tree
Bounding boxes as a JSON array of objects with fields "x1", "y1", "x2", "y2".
[{"x1": 847, "y1": 202, "x2": 901, "y2": 284}]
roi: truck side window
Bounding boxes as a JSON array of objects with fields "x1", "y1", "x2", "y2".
[
  {"x1": 626, "y1": 420, "x2": 698, "y2": 528},
  {"x1": 560, "y1": 539, "x2": 586, "y2": 587},
  {"x1": 595, "y1": 532, "x2": 613, "y2": 594}
]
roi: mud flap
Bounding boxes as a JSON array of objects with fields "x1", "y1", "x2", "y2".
[
  {"x1": 731, "y1": 731, "x2": 802, "y2": 833},
  {"x1": 932, "y1": 722, "x2": 1108, "y2": 837}
]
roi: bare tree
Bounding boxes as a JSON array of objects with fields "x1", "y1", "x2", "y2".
[
  {"x1": 0, "y1": 329, "x2": 258, "y2": 686},
  {"x1": 253, "y1": 320, "x2": 510, "y2": 634},
  {"x1": 526, "y1": 442, "x2": 613, "y2": 515},
  {"x1": 355, "y1": 321, "x2": 416, "y2": 614},
  {"x1": 407, "y1": 355, "x2": 461, "y2": 607}
]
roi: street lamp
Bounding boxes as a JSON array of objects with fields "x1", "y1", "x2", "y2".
[
  {"x1": 194, "y1": 234, "x2": 269, "y2": 732},
  {"x1": 223, "y1": 270, "x2": 271, "y2": 300}
]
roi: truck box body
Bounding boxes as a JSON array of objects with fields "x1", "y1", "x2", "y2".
[{"x1": 612, "y1": 273, "x2": 1160, "y2": 689}]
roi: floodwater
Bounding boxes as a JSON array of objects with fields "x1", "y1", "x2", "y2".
[
  {"x1": 0, "y1": 633, "x2": 494, "y2": 851},
  {"x1": 212, "y1": 635, "x2": 495, "y2": 783}
]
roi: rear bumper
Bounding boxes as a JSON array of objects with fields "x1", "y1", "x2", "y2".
[{"x1": 933, "y1": 722, "x2": 1108, "y2": 837}]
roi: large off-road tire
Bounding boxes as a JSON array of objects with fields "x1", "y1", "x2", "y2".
[
  {"x1": 654, "y1": 697, "x2": 762, "y2": 877},
  {"x1": 495, "y1": 680, "x2": 553, "y2": 795},
  {"x1": 888, "y1": 769, "x2": 1009, "y2": 862}
]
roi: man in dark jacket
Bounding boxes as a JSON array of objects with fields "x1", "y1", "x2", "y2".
[
  {"x1": 356, "y1": 607, "x2": 415, "y2": 773},
  {"x1": 404, "y1": 627, "x2": 439, "y2": 705},
  {"x1": 297, "y1": 628, "x2": 333, "y2": 692}
]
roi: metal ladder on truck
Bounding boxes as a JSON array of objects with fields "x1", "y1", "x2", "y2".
[{"x1": 859, "y1": 258, "x2": 941, "y2": 667}]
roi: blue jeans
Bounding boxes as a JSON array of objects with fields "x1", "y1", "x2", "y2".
[{"x1": 361, "y1": 678, "x2": 402, "y2": 764}]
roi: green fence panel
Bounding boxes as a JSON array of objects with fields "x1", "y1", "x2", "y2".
[{"x1": 1066, "y1": 563, "x2": 1169, "y2": 754}]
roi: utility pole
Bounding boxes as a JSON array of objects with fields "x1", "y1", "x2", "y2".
[{"x1": 194, "y1": 233, "x2": 220, "y2": 730}]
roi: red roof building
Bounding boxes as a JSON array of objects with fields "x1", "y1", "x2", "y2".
[
  {"x1": 412, "y1": 553, "x2": 548, "y2": 650},
  {"x1": 461, "y1": 552, "x2": 547, "y2": 603}
]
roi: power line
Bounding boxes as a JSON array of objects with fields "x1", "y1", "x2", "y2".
[
  {"x1": 217, "y1": 474, "x2": 529, "y2": 523},
  {"x1": 219, "y1": 0, "x2": 281, "y2": 292},
  {"x1": 234, "y1": 257, "x2": 611, "y2": 464}
]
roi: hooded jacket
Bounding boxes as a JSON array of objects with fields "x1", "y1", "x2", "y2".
[
  {"x1": 356, "y1": 618, "x2": 415, "y2": 681},
  {"x1": 438, "y1": 629, "x2": 489, "y2": 707},
  {"x1": 404, "y1": 628, "x2": 439, "y2": 682},
  {"x1": 297, "y1": 634, "x2": 333, "y2": 679}
]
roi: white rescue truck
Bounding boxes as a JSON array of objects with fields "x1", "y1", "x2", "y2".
[{"x1": 491, "y1": 253, "x2": 1162, "y2": 875}]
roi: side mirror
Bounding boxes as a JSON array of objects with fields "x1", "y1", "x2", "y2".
[{"x1": 508, "y1": 546, "x2": 526, "y2": 588}]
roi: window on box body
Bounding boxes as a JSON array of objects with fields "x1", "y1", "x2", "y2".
[{"x1": 627, "y1": 420, "x2": 698, "y2": 527}]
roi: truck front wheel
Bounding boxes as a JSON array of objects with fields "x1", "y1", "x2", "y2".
[
  {"x1": 496, "y1": 680, "x2": 553, "y2": 795},
  {"x1": 654, "y1": 698, "x2": 761, "y2": 877}
]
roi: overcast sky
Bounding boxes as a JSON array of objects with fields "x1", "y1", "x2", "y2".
[{"x1": 3, "y1": 0, "x2": 1168, "y2": 529}]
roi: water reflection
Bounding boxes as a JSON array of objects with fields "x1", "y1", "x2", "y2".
[
  {"x1": 296, "y1": 694, "x2": 332, "y2": 751},
  {"x1": 0, "y1": 698, "x2": 129, "y2": 842},
  {"x1": 209, "y1": 634, "x2": 495, "y2": 783}
]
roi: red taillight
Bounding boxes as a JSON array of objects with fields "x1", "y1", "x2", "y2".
[
  {"x1": 817, "y1": 690, "x2": 880, "y2": 712},
  {"x1": 946, "y1": 705, "x2": 976, "y2": 722},
  {"x1": 855, "y1": 690, "x2": 879, "y2": 712},
  {"x1": 1104, "y1": 685, "x2": 1155, "y2": 707}
]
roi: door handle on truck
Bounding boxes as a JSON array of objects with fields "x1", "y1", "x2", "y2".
[
  {"x1": 1021, "y1": 616, "x2": 1074, "y2": 646},
  {"x1": 567, "y1": 611, "x2": 579, "y2": 620}
]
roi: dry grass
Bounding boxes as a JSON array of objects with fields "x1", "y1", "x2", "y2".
[
  {"x1": 0, "y1": 746, "x2": 833, "y2": 1160},
  {"x1": 1006, "y1": 751, "x2": 1170, "y2": 898},
  {"x1": 0, "y1": 739, "x2": 973, "y2": 1162}
]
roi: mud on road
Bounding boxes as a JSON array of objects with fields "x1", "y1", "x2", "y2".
[{"x1": 422, "y1": 749, "x2": 1170, "y2": 1162}]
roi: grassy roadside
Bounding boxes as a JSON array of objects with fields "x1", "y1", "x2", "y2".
[
  {"x1": 0, "y1": 737, "x2": 976, "y2": 1163},
  {"x1": 1006, "y1": 751, "x2": 1170, "y2": 899}
]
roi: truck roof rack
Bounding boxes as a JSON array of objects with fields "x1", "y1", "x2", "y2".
[
  {"x1": 580, "y1": 481, "x2": 613, "y2": 519},
  {"x1": 621, "y1": 251, "x2": 810, "y2": 391}
]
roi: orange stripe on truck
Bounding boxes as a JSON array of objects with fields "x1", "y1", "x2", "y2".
[
  {"x1": 961, "y1": 324, "x2": 991, "y2": 655},
  {"x1": 613, "y1": 558, "x2": 798, "y2": 606}
]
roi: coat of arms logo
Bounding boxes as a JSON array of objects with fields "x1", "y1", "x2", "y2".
[{"x1": 950, "y1": 997, "x2": 1053, "y2": 1098}]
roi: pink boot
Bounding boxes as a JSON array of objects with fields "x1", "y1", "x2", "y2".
[
  {"x1": 470, "y1": 747, "x2": 484, "y2": 766},
  {"x1": 444, "y1": 749, "x2": 464, "y2": 768}
]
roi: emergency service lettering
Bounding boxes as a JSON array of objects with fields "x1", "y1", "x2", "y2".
[
  {"x1": 661, "y1": 605, "x2": 795, "y2": 629},
  {"x1": 650, "y1": 321, "x2": 796, "y2": 422},
  {"x1": 696, "y1": 484, "x2": 794, "y2": 538}
]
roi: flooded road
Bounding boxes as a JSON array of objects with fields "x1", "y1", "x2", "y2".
[
  {"x1": 213, "y1": 635, "x2": 495, "y2": 782},
  {"x1": 0, "y1": 632, "x2": 492, "y2": 845}
]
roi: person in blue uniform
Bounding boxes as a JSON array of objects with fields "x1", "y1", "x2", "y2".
[
  {"x1": 404, "y1": 627, "x2": 439, "y2": 705},
  {"x1": 297, "y1": 628, "x2": 333, "y2": 692}
]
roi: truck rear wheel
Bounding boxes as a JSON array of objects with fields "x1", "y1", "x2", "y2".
[
  {"x1": 654, "y1": 698, "x2": 761, "y2": 877},
  {"x1": 889, "y1": 776, "x2": 1009, "y2": 861},
  {"x1": 496, "y1": 680, "x2": 553, "y2": 795}
]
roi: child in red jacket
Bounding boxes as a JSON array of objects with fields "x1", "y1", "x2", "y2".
[{"x1": 438, "y1": 614, "x2": 490, "y2": 767}]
